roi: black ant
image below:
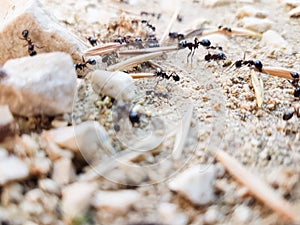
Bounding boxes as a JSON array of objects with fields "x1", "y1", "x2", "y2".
[
  {"x1": 155, "y1": 68, "x2": 180, "y2": 82},
  {"x1": 289, "y1": 72, "x2": 300, "y2": 97},
  {"x1": 141, "y1": 20, "x2": 156, "y2": 32},
  {"x1": 87, "y1": 36, "x2": 98, "y2": 46},
  {"x1": 218, "y1": 25, "x2": 232, "y2": 32},
  {"x1": 283, "y1": 105, "x2": 300, "y2": 120},
  {"x1": 179, "y1": 38, "x2": 221, "y2": 62},
  {"x1": 233, "y1": 59, "x2": 263, "y2": 72},
  {"x1": 204, "y1": 52, "x2": 227, "y2": 62},
  {"x1": 147, "y1": 34, "x2": 159, "y2": 48},
  {"x1": 169, "y1": 32, "x2": 185, "y2": 40},
  {"x1": 177, "y1": 15, "x2": 183, "y2": 22},
  {"x1": 129, "y1": 109, "x2": 140, "y2": 126},
  {"x1": 21, "y1": 29, "x2": 38, "y2": 56},
  {"x1": 75, "y1": 56, "x2": 96, "y2": 71}
]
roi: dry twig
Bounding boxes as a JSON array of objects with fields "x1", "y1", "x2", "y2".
[
  {"x1": 119, "y1": 45, "x2": 179, "y2": 55},
  {"x1": 255, "y1": 66, "x2": 297, "y2": 80},
  {"x1": 84, "y1": 43, "x2": 122, "y2": 56},
  {"x1": 251, "y1": 70, "x2": 264, "y2": 108},
  {"x1": 107, "y1": 52, "x2": 164, "y2": 71},
  {"x1": 214, "y1": 149, "x2": 298, "y2": 223},
  {"x1": 159, "y1": 8, "x2": 180, "y2": 46}
]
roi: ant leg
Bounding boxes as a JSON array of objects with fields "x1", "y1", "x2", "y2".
[
  {"x1": 191, "y1": 48, "x2": 196, "y2": 63},
  {"x1": 186, "y1": 50, "x2": 192, "y2": 63}
]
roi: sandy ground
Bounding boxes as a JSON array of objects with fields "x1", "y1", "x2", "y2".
[{"x1": 2, "y1": 0, "x2": 300, "y2": 224}]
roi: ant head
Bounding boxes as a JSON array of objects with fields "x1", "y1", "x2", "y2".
[
  {"x1": 294, "y1": 87, "x2": 300, "y2": 97},
  {"x1": 254, "y1": 60, "x2": 263, "y2": 71},
  {"x1": 283, "y1": 110, "x2": 294, "y2": 120},
  {"x1": 291, "y1": 72, "x2": 299, "y2": 79},
  {"x1": 179, "y1": 40, "x2": 187, "y2": 48},
  {"x1": 178, "y1": 34, "x2": 184, "y2": 40},
  {"x1": 87, "y1": 58, "x2": 96, "y2": 65},
  {"x1": 204, "y1": 53, "x2": 211, "y2": 61},
  {"x1": 199, "y1": 39, "x2": 211, "y2": 47},
  {"x1": 156, "y1": 68, "x2": 162, "y2": 74},
  {"x1": 218, "y1": 52, "x2": 226, "y2": 60},
  {"x1": 171, "y1": 73, "x2": 180, "y2": 82},
  {"x1": 129, "y1": 109, "x2": 140, "y2": 126},
  {"x1": 135, "y1": 37, "x2": 142, "y2": 42},
  {"x1": 22, "y1": 30, "x2": 29, "y2": 39},
  {"x1": 29, "y1": 50, "x2": 37, "y2": 56}
]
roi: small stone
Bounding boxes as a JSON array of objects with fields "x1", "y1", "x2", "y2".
[
  {"x1": 30, "y1": 153, "x2": 51, "y2": 176},
  {"x1": 158, "y1": 203, "x2": 188, "y2": 225},
  {"x1": 0, "y1": 0, "x2": 87, "y2": 64},
  {"x1": 62, "y1": 182, "x2": 98, "y2": 224},
  {"x1": 0, "y1": 156, "x2": 29, "y2": 185},
  {"x1": 43, "y1": 121, "x2": 115, "y2": 163},
  {"x1": 232, "y1": 205, "x2": 252, "y2": 224},
  {"x1": 91, "y1": 190, "x2": 141, "y2": 215},
  {"x1": 0, "y1": 105, "x2": 15, "y2": 141},
  {"x1": 204, "y1": 206, "x2": 220, "y2": 224},
  {"x1": 236, "y1": 6, "x2": 269, "y2": 19},
  {"x1": 1, "y1": 183, "x2": 23, "y2": 207},
  {"x1": 0, "y1": 148, "x2": 8, "y2": 160},
  {"x1": 289, "y1": 5, "x2": 300, "y2": 17},
  {"x1": 38, "y1": 179, "x2": 61, "y2": 195},
  {"x1": 91, "y1": 70, "x2": 135, "y2": 101},
  {"x1": 168, "y1": 164, "x2": 216, "y2": 205},
  {"x1": 242, "y1": 17, "x2": 273, "y2": 33},
  {"x1": 260, "y1": 30, "x2": 290, "y2": 52},
  {"x1": 202, "y1": 0, "x2": 230, "y2": 7},
  {"x1": 52, "y1": 158, "x2": 75, "y2": 186},
  {"x1": 45, "y1": 142, "x2": 74, "y2": 161},
  {"x1": 0, "y1": 52, "x2": 77, "y2": 116}
]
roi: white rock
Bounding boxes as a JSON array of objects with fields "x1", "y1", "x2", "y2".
[
  {"x1": 232, "y1": 205, "x2": 252, "y2": 224},
  {"x1": 1, "y1": 183, "x2": 23, "y2": 206},
  {"x1": 202, "y1": 0, "x2": 230, "y2": 7},
  {"x1": 242, "y1": 17, "x2": 273, "y2": 33},
  {"x1": 204, "y1": 206, "x2": 220, "y2": 224},
  {"x1": 0, "y1": 148, "x2": 8, "y2": 160},
  {"x1": 45, "y1": 142, "x2": 74, "y2": 161},
  {"x1": 0, "y1": 52, "x2": 77, "y2": 116},
  {"x1": 38, "y1": 179, "x2": 61, "y2": 195},
  {"x1": 92, "y1": 190, "x2": 141, "y2": 215},
  {"x1": 158, "y1": 203, "x2": 188, "y2": 225},
  {"x1": 52, "y1": 158, "x2": 75, "y2": 186},
  {"x1": 282, "y1": 0, "x2": 300, "y2": 7},
  {"x1": 0, "y1": 156, "x2": 29, "y2": 185},
  {"x1": 43, "y1": 121, "x2": 115, "y2": 163},
  {"x1": 0, "y1": 105, "x2": 14, "y2": 141},
  {"x1": 0, "y1": 0, "x2": 87, "y2": 64},
  {"x1": 30, "y1": 152, "x2": 51, "y2": 176},
  {"x1": 168, "y1": 164, "x2": 216, "y2": 205},
  {"x1": 236, "y1": 5, "x2": 269, "y2": 19},
  {"x1": 62, "y1": 182, "x2": 98, "y2": 223},
  {"x1": 260, "y1": 30, "x2": 290, "y2": 51},
  {"x1": 91, "y1": 70, "x2": 135, "y2": 102}
]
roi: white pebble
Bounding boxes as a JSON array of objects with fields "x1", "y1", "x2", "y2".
[
  {"x1": 92, "y1": 190, "x2": 141, "y2": 215},
  {"x1": 158, "y1": 203, "x2": 188, "y2": 225},
  {"x1": 236, "y1": 5, "x2": 269, "y2": 19},
  {"x1": 242, "y1": 17, "x2": 273, "y2": 33},
  {"x1": 0, "y1": 156, "x2": 29, "y2": 185},
  {"x1": 168, "y1": 164, "x2": 216, "y2": 205},
  {"x1": 91, "y1": 70, "x2": 135, "y2": 101},
  {"x1": 202, "y1": 0, "x2": 230, "y2": 7},
  {"x1": 233, "y1": 205, "x2": 252, "y2": 224},
  {"x1": 52, "y1": 158, "x2": 75, "y2": 186},
  {"x1": 62, "y1": 182, "x2": 98, "y2": 223},
  {"x1": 38, "y1": 179, "x2": 61, "y2": 195},
  {"x1": 261, "y1": 30, "x2": 290, "y2": 52},
  {"x1": 1, "y1": 52, "x2": 77, "y2": 116},
  {"x1": 204, "y1": 206, "x2": 220, "y2": 224},
  {"x1": 43, "y1": 121, "x2": 115, "y2": 163}
]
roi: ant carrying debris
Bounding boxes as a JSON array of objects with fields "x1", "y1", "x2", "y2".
[
  {"x1": 233, "y1": 59, "x2": 263, "y2": 72},
  {"x1": 283, "y1": 105, "x2": 300, "y2": 120},
  {"x1": 288, "y1": 72, "x2": 300, "y2": 97},
  {"x1": 74, "y1": 56, "x2": 96, "y2": 71},
  {"x1": 154, "y1": 68, "x2": 180, "y2": 82},
  {"x1": 21, "y1": 29, "x2": 38, "y2": 56},
  {"x1": 169, "y1": 32, "x2": 185, "y2": 40},
  {"x1": 87, "y1": 36, "x2": 98, "y2": 46},
  {"x1": 204, "y1": 52, "x2": 227, "y2": 62},
  {"x1": 179, "y1": 38, "x2": 222, "y2": 62},
  {"x1": 141, "y1": 20, "x2": 156, "y2": 32}
]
